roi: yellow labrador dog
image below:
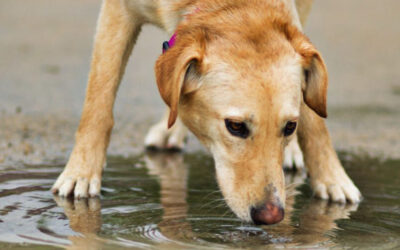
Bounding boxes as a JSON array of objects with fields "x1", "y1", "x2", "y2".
[{"x1": 52, "y1": 0, "x2": 361, "y2": 225}]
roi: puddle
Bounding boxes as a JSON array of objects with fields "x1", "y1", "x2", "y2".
[{"x1": 0, "y1": 151, "x2": 399, "y2": 249}]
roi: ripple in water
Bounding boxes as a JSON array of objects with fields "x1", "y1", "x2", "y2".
[{"x1": 0, "y1": 151, "x2": 399, "y2": 249}]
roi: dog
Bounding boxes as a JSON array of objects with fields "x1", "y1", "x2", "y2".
[{"x1": 52, "y1": 0, "x2": 362, "y2": 225}]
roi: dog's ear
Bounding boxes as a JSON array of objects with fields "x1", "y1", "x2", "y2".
[
  {"x1": 301, "y1": 47, "x2": 328, "y2": 118},
  {"x1": 155, "y1": 40, "x2": 203, "y2": 128},
  {"x1": 290, "y1": 32, "x2": 328, "y2": 118}
]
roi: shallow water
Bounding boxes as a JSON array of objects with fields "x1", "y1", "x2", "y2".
[{"x1": 0, "y1": 151, "x2": 399, "y2": 249}]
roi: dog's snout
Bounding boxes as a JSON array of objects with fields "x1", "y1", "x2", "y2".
[{"x1": 250, "y1": 202, "x2": 284, "y2": 225}]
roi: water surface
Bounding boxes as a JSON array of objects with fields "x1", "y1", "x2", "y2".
[{"x1": 0, "y1": 151, "x2": 399, "y2": 249}]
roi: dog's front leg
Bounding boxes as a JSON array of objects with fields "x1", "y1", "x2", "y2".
[
  {"x1": 52, "y1": 0, "x2": 143, "y2": 198},
  {"x1": 297, "y1": 103, "x2": 362, "y2": 203}
]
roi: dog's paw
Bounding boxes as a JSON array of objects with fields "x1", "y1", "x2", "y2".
[
  {"x1": 144, "y1": 120, "x2": 187, "y2": 150},
  {"x1": 283, "y1": 136, "x2": 304, "y2": 170},
  {"x1": 52, "y1": 170, "x2": 101, "y2": 198},
  {"x1": 311, "y1": 168, "x2": 362, "y2": 204},
  {"x1": 52, "y1": 153, "x2": 103, "y2": 198}
]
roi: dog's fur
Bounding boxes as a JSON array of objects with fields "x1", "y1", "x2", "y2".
[{"x1": 52, "y1": 0, "x2": 361, "y2": 224}]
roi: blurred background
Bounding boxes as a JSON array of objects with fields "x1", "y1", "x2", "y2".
[{"x1": 1, "y1": 0, "x2": 399, "y2": 167}]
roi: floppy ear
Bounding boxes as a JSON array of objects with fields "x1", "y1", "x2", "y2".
[
  {"x1": 155, "y1": 41, "x2": 203, "y2": 128},
  {"x1": 291, "y1": 32, "x2": 328, "y2": 118},
  {"x1": 301, "y1": 48, "x2": 328, "y2": 118}
]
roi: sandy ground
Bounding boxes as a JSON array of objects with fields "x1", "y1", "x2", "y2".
[{"x1": 0, "y1": 0, "x2": 399, "y2": 168}]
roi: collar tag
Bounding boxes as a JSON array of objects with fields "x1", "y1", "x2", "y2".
[{"x1": 162, "y1": 32, "x2": 177, "y2": 53}]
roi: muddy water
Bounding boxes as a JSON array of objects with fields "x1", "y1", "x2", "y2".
[{"x1": 0, "y1": 151, "x2": 399, "y2": 249}]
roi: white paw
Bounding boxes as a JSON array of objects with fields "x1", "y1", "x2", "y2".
[
  {"x1": 312, "y1": 171, "x2": 362, "y2": 204},
  {"x1": 283, "y1": 136, "x2": 304, "y2": 170},
  {"x1": 144, "y1": 118, "x2": 187, "y2": 150},
  {"x1": 144, "y1": 122, "x2": 169, "y2": 148},
  {"x1": 52, "y1": 172, "x2": 101, "y2": 198},
  {"x1": 52, "y1": 152, "x2": 102, "y2": 198}
]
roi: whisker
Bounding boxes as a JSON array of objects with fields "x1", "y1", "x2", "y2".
[
  {"x1": 199, "y1": 198, "x2": 225, "y2": 209},
  {"x1": 201, "y1": 190, "x2": 222, "y2": 200},
  {"x1": 202, "y1": 202, "x2": 228, "y2": 215}
]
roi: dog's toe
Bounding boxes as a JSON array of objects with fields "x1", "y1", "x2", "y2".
[
  {"x1": 343, "y1": 184, "x2": 362, "y2": 203},
  {"x1": 283, "y1": 136, "x2": 304, "y2": 170},
  {"x1": 89, "y1": 178, "x2": 101, "y2": 197},
  {"x1": 58, "y1": 177, "x2": 75, "y2": 197},
  {"x1": 283, "y1": 149, "x2": 294, "y2": 169},
  {"x1": 328, "y1": 185, "x2": 346, "y2": 203},
  {"x1": 314, "y1": 182, "x2": 329, "y2": 200},
  {"x1": 74, "y1": 177, "x2": 89, "y2": 199},
  {"x1": 51, "y1": 174, "x2": 64, "y2": 194}
]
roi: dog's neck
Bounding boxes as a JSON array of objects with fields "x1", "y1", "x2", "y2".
[{"x1": 160, "y1": 0, "x2": 302, "y2": 54}]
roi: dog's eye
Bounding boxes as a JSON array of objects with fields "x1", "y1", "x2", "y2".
[
  {"x1": 283, "y1": 121, "x2": 297, "y2": 136},
  {"x1": 225, "y1": 119, "x2": 249, "y2": 139}
]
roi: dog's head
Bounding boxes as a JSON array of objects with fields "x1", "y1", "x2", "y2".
[{"x1": 155, "y1": 3, "x2": 327, "y2": 225}]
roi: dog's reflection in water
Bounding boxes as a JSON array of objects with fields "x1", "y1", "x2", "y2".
[
  {"x1": 263, "y1": 172, "x2": 358, "y2": 245},
  {"x1": 54, "y1": 151, "x2": 358, "y2": 247},
  {"x1": 144, "y1": 151, "x2": 194, "y2": 240},
  {"x1": 53, "y1": 196, "x2": 102, "y2": 250}
]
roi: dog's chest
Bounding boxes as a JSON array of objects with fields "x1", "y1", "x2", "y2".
[
  {"x1": 125, "y1": 0, "x2": 194, "y2": 33},
  {"x1": 124, "y1": 0, "x2": 159, "y2": 23}
]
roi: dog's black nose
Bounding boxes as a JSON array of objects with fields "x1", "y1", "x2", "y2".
[{"x1": 250, "y1": 202, "x2": 284, "y2": 225}]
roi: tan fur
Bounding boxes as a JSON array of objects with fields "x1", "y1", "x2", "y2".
[{"x1": 52, "y1": 0, "x2": 361, "y2": 224}]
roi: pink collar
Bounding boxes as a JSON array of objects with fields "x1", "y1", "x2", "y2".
[{"x1": 162, "y1": 32, "x2": 177, "y2": 53}]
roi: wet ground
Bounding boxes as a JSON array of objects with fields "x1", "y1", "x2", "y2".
[
  {"x1": 1, "y1": 0, "x2": 400, "y2": 249},
  {"x1": 0, "y1": 152, "x2": 399, "y2": 249}
]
